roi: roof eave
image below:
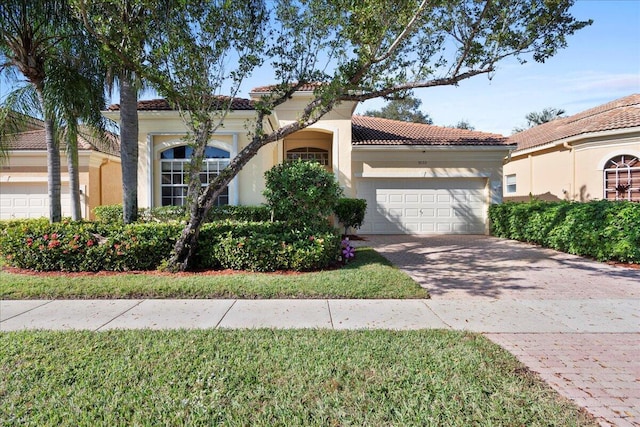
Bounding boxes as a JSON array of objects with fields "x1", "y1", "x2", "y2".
[
  {"x1": 512, "y1": 126, "x2": 640, "y2": 157},
  {"x1": 352, "y1": 144, "x2": 515, "y2": 151}
]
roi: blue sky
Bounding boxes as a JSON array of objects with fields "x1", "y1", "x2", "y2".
[
  {"x1": 2, "y1": 1, "x2": 637, "y2": 136},
  {"x1": 355, "y1": 0, "x2": 640, "y2": 135}
]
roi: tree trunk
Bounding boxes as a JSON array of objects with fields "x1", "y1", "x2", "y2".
[
  {"x1": 166, "y1": 102, "x2": 336, "y2": 271},
  {"x1": 119, "y1": 74, "x2": 139, "y2": 224},
  {"x1": 39, "y1": 89, "x2": 62, "y2": 223},
  {"x1": 167, "y1": 137, "x2": 262, "y2": 271},
  {"x1": 66, "y1": 125, "x2": 82, "y2": 221}
]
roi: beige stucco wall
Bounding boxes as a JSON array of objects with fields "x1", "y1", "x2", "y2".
[
  {"x1": 270, "y1": 96, "x2": 358, "y2": 197},
  {"x1": 504, "y1": 130, "x2": 640, "y2": 201},
  {"x1": 104, "y1": 95, "x2": 358, "y2": 209},
  {"x1": 1, "y1": 150, "x2": 121, "y2": 219}
]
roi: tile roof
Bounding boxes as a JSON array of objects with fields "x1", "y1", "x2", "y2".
[
  {"x1": 251, "y1": 82, "x2": 325, "y2": 93},
  {"x1": 5, "y1": 129, "x2": 120, "y2": 157},
  {"x1": 510, "y1": 94, "x2": 640, "y2": 151},
  {"x1": 107, "y1": 96, "x2": 254, "y2": 111},
  {"x1": 352, "y1": 116, "x2": 511, "y2": 146}
]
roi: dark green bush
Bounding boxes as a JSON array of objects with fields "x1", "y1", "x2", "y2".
[
  {"x1": 139, "y1": 205, "x2": 188, "y2": 223},
  {"x1": 194, "y1": 221, "x2": 340, "y2": 272},
  {"x1": 489, "y1": 200, "x2": 640, "y2": 263},
  {"x1": 206, "y1": 205, "x2": 271, "y2": 222},
  {"x1": 94, "y1": 204, "x2": 271, "y2": 224},
  {"x1": 263, "y1": 160, "x2": 343, "y2": 227},
  {"x1": 93, "y1": 204, "x2": 124, "y2": 223},
  {"x1": 0, "y1": 219, "x2": 340, "y2": 272},
  {"x1": 334, "y1": 198, "x2": 367, "y2": 235}
]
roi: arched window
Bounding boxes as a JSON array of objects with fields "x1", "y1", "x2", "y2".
[
  {"x1": 603, "y1": 154, "x2": 639, "y2": 202},
  {"x1": 160, "y1": 146, "x2": 230, "y2": 206},
  {"x1": 286, "y1": 147, "x2": 329, "y2": 166}
]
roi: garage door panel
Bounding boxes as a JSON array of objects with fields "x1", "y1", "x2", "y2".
[
  {"x1": 0, "y1": 183, "x2": 75, "y2": 220},
  {"x1": 420, "y1": 223, "x2": 435, "y2": 232},
  {"x1": 357, "y1": 178, "x2": 487, "y2": 235},
  {"x1": 405, "y1": 208, "x2": 419, "y2": 217}
]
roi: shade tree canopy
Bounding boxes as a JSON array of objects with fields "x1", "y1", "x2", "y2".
[
  {"x1": 75, "y1": 0, "x2": 590, "y2": 270},
  {"x1": 364, "y1": 94, "x2": 433, "y2": 124}
]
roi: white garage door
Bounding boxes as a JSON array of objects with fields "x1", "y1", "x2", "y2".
[
  {"x1": 357, "y1": 178, "x2": 487, "y2": 234},
  {"x1": 0, "y1": 182, "x2": 72, "y2": 220}
]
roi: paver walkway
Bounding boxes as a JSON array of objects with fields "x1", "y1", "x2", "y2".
[{"x1": 366, "y1": 235, "x2": 640, "y2": 427}]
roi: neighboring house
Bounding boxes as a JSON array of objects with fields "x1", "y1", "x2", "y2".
[
  {"x1": 0, "y1": 118, "x2": 122, "y2": 219},
  {"x1": 504, "y1": 94, "x2": 640, "y2": 203},
  {"x1": 103, "y1": 87, "x2": 513, "y2": 234}
]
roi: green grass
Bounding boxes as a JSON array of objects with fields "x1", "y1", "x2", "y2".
[
  {"x1": 0, "y1": 329, "x2": 596, "y2": 426},
  {"x1": 0, "y1": 247, "x2": 428, "y2": 299}
]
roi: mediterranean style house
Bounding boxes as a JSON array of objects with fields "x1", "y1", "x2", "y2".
[
  {"x1": 504, "y1": 94, "x2": 640, "y2": 203},
  {"x1": 2, "y1": 86, "x2": 513, "y2": 234},
  {"x1": 101, "y1": 86, "x2": 513, "y2": 234},
  {"x1": 0, "y1": 118, "x2": 122, "y2": 220}
]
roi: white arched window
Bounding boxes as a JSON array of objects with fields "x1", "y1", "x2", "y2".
[
  {"x1": 603, "y1": 154, "x2": 639, "y2": 202},
  {"x1": 160, "y1": 145, "x2": 230, "y2": 206}
]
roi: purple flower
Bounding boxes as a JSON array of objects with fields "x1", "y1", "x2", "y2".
[{"x1": 342, "y1": 245, "x2": 355, "y2": 259}]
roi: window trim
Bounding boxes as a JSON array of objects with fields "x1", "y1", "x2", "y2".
[
  {"x1": 603, "y1": 154, "x2": 639, "y2": 202},
  {"x1": 505, "y1": 174, "x2": 517, "y2": 194},
  {"x1": 159, "y1": 145, "x2": 231, "y2": 207},
  {"x1": 285, "y1": 146, "x2": 330, "y2": 166}
]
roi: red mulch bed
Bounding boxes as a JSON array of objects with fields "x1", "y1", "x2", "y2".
[{"x1": 1, "y1": 266, "x2": 303, "y2": 278}]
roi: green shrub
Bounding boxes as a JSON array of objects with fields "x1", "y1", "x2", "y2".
[
  {"x1": 334, "y1": 198, "x2": 367, "y2": 235},
  {"x1": 263, "y1": 160, "x2": 343, "y2": 227},
  {"x1": 94, "y1": 204, "x2": 271, "y2": 224},
  {"x1": 489, "y1": 200, "x2": 640, "y2": 263},
  {"x1": 206, "y1": 205, "x2": 271, "y2": 222},
  {"x1": 0, "y1": 219, "x2": 341, "y2": 272},
  {"x1": 194, "y1": 221, "x2": 340, "y2": 272},
  {"x1": 0, "y1": 219, "x2": 182, "y2": 272},
  {"x1": 93, "y1": 205, "x2": 124, "y2": 223},
  {"x1": 139, "y1": 205, "x2": 188, "y2": 223}
]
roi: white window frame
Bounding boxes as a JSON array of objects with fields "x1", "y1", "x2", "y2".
[
  {"x1": 505, "y1": 174, "x2": 517, "y2": 194},
  {"x1": 160, "y1": 145, "x2": 230, "y2": 207},
  {"x1": 603, "y1": 154, "x2": 639, "y2": 201}
]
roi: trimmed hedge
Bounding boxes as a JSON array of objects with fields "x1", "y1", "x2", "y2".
[
  {"x1": 489, "y1": 200, "x2": 640, "y2": 263},
  {"x1": 0, "y1": 219, "x2": 339, "y2": 272},
  {"x1": 93, "y1": 204, "x2": 271, "y2": 224}
]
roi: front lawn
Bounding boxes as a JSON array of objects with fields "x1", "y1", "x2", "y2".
[
  {"x1": 0, "y1": 247, "x2": 428, "y2": 299},
  {"x1": 0, "y1": 329, "x2": 596, "y2": 426}
]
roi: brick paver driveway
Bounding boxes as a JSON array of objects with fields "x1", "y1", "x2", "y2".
[{"x1": 365, "y1": 235, "x2": 640, "y2": 427}]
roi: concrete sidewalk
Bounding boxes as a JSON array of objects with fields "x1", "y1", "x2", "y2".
[{"x1": 2, "y1": 297, "x2": 638, "y2": 333}]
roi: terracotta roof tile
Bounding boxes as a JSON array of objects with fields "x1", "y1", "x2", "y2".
[
  {"x1": 510, "y1": 94, "x2": 640, "y2": 151},
  {"x1": 107, "y1": 96, "x2": 254, "y2": 111},
  {"x1": 352, "y1": 116, "x2": 511, "y2": 146},
  {"x1": 251, "y1": 82, "x2": 324, "y2": 93},
  {"x1": 5, "y1": 129, "x2": 120, "y2": 157}
]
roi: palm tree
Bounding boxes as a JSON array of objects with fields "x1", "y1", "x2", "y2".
[
  {"x1": 76, "y1": 1, "x2": 164, "y2": 224},
  {"x1": 526, "y1": 108, "x2": 566, "y2": 126},
  {"x1": 513, "y1": 107, "x2": 566, "y2": 133},
  {"x1": 0, "y1": 0, "x2": 76, "y2": 222},
  {"x1": 46, "y1": 28, "x2": 111, "y2": 221}
]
